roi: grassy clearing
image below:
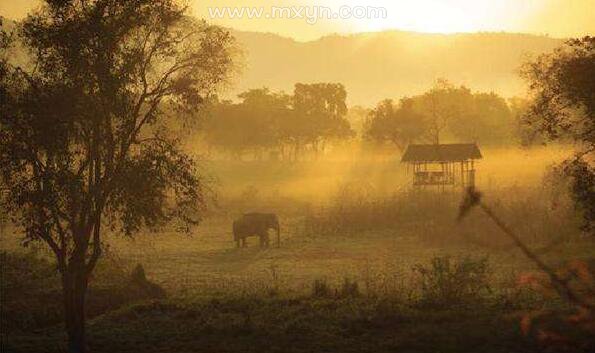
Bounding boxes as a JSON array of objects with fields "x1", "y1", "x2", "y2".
[
  {"x1": 1, "y1": 147, "x2": 593, "y2": 352},
  {"x1": 4, "y1": 223, "x2": 592, "y2": 352}
]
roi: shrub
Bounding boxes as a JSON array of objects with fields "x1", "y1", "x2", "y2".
[
  {"x1": 129, "y1": 263, "x2": 167, "y2": 299},
  {"x1": 543, "y1": 158, "x2": 595, "y2": 233},
  {"x1": 413, "y1": 255, "x2": 491, "y2": 307},
  {"x1": 312, "y1": 279, "x2": 332, "y2": 298},
  {"x1": 339, "y1": 278, "x2": 360, "y2": 298},
  {"x1": 0, "y1": 251, "x2": 62, "y2": 331},
  {"x1": 0, "y1": 252, "x2": 166, "y2": 332}
]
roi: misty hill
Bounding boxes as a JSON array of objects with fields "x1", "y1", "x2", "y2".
[
  {"x1": 230, "y1": 30, "x2": 563, "y2": 106},
  {"x1": 2, "y1": 16, "x2": 563, "y2": 107}
]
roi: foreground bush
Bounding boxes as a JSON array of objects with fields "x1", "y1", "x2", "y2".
[
  {"x1": 0, "y1": 251, "x2": 165, "y2": 332},
  {"x1": 4, "y1": 295, "x2": 539, "y2": 353},
  {"x1": 413, "y1": 255, "x2": 491, "y2": 307}
]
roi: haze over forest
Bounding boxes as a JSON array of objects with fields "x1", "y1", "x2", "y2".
[
  {"x1": 2, "y1": 17, "x2": 564, "y2": 106},
  {"x1": 1, "y1": 1, "x2": 593, "y2": 353},
  {"x1": 230, "y1": 29, "x2": 563, "y2": 105}
]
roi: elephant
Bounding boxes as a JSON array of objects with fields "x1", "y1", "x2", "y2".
[{"x1": 233, "y1": 213, "x2": 280, "y2": 248}]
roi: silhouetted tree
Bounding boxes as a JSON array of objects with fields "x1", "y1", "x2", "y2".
[
  {"x1": 366, "y1": 84, "x2": 514, "y2": 149},
  {"x1": 345, "y1": 105, "x2": 370, "y2": 136},
  {"x1": 509, "y1": 97, "x2": 545, "y2": 147},
  {"x1": 522, "y1": 36, "x2": 595, "y2": 232},
  {"x1": 364, "y1": 98, "x2": 427, "y2": 150},
  {"x1": 202, "y1": 84, "x2": 353, "y2": 161},
  {"x1": 239, "y1": 88, "x2": 292, "y2": 158},
  {"x1": 413, "y1": 79, "x2": 471, "y2": 144},
  {"x1": 449, "y1": 92, "x2": 514, "y2": 144},
  {"x1": 293, "y1": 83, "x2": 354, "y2": 156},
  {"x1": 522, "y1": 36, "x2": 594, "y2": 148},
  {"x1": 202, "y1": 88, "x2": 291, "y2": 159},
  {"x1": 203, "y1": 100, "x2": 251, "y2": 159},
  {"x1": 0, "y1": 1, "x2": 234, "y2": 352}
]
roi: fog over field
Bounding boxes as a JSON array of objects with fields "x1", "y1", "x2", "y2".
[{"x1": 1, "y1": 1, "x2": 593, "y2": 353}]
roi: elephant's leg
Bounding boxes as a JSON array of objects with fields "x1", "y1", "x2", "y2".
[
  {"x1": 236, "y1": 238, "x2": 240, "y2": 248},
  {"x1": 242, "y1": 238, "x2": 247, "y2": 248}
]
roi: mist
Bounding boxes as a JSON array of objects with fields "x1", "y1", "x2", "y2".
[{"x1": 1, "y1": 2, "x2": 593, "y2": 353}]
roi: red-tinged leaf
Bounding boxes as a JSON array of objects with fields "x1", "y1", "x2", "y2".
[
  {"x1": 536, "y1": 329, "x2": 568, "y2": 345},
  {"x1": 567, "y1": 307, "x2": 591, "y2": 324},
  {"x1": 520, "y1": 314, "x2": 533, "y2": 336},
  {"x1": 517, "y1": 273, "x2": 540, "y2": 287},
  {"x1": 520, "y1": 310, "x2": 547, "y2": 336},
  {"x1": 568, "y1": 260, "x2": 594, "y2": 286}
]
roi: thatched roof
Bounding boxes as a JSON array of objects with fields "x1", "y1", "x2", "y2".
[{"x1": 401, "y1": 143, "x2": 482, "y2": 162}]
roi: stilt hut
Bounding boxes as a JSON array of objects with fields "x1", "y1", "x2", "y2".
[{"x1": 401, "y1": 143, "x2": 482, "y2": 188}]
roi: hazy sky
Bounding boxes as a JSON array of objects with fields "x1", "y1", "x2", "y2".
[{"x1": 1, "y1": 0, "x2": 594, "y2": 41}]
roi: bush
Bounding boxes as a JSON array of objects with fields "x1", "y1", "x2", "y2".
[
  {"x1": 413, "y1": 255, "x2": 491, "y2": 307},
  {"x1": 339, "y1": 278, "x2": 360, "y2": 298},
  {"x1": 310, "y1": 278, "x2": 360, "y2": 299},
  {"x1": 0, "y1": 252, "x2": 166, "y2": 332},
  {"x1": 129, "y1": 263, "x2": 167, "y2": 299},
  {"x1": 0, "y1": 251, "x2": 63, "y2": 331},
  {"x1": 312, "y1": 279, "x2": 332, "y2": 298},
  {"x1": 544, "y1": 157, "x2": 595, "y2": 233}
]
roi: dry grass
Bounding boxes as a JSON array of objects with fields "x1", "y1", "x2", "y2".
[{"x1": 1, "y1": 146, "x2": 592, "y2": 352}]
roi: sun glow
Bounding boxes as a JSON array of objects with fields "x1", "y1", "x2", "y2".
[{"x1": 332, "y1": 0, "x2": 527, "y2": 34}]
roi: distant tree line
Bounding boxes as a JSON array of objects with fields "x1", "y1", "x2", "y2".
[
  {"x1": 363, "y1": 79, "x2": 534, "y2": 150},
  {"x1": 200, "y1": 83, "x2": 354, "y2": 161},
  {"x1": 201, "y1": 80, "x2": 541, "y2": 160}
]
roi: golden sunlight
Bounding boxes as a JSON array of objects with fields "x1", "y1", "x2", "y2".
[
  {"x1": 1, "y1": 1, "x2": 594, "y2": 352},
  {"x1": 335, "y1": 0, "x2": 528, "y2": 34}
]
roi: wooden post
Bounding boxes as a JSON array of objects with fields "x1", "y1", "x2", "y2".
[{"x1": 460, "y1": 161, "x2": 464, "y2": 187}]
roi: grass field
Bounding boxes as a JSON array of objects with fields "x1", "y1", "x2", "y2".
[{"x1": 2, "y1": 146, "x2": 593, "y2": 352}]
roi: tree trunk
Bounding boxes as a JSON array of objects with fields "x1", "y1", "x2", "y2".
[{"x1": 62, "y1": 260, "x2": 89, "y2": 353}]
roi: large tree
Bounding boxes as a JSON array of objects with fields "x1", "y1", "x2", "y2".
[
  {"x1": 365, "y1": 84, "x2": 515, "y2": 149},
  {"x1": 237, "y1": 88, "x2": 291, "y2": 158},
  {"x1": 202, "y1": 88, "x2": 292, "y2": 159},
  {"x1": 0, "y1": 1, "x2": 234, "y2": 352},
  {"x1": 509, "y1": 97, "x2": 545, "y2": 147},
  {"x1": 522, "y1": 37, "x2": 594, "y2": 149},
  {"x1": 449, "y1": 92, "x2": 514, "y2": 145},
  {"x1": 522, "y1": 36, "x2": 594, "y2": 232},
  {"x1": 201, "y1": 84, "x2": 354, "y2": 162},
  {"x1": 293, "y1": 83, "x2": 354, "y2": 156},
  {"x1": 413, "y1": 79, "x2": 472, "y2": 145},
  {"x1": 364, "y1": 98, "x2": 427, "y2": 150}
]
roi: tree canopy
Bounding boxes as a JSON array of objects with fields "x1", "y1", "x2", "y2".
[
  {"x1": 0, "y1": 1, "x2": 235, "y2": 351},
  {"x1": 522, "y1": 36, "x2": 594, "y2": 149},
  {"x1": 522, "y1": 36, "x2": 594, "y2": 232},
  {"x1": 364, "y1": 80, "x2": 515, "y2": 148},
  {"x1": 201, "y1": 83, "x2": 354, "y2": 161},
  {"x1": 364, "y1": 98, "x2": 427, "y2": 150}
]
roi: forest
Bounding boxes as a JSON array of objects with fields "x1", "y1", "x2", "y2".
[
  {"x1": 0, "y1": 1, "x2": 593, "y2": 353},
  {"x1": 199, "y1": 80, "x2": 528, "y2": 161}
]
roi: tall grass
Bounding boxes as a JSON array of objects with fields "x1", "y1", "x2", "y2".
[{"x1": 301, "y1": 181, "x2": 582, "y2": 247}]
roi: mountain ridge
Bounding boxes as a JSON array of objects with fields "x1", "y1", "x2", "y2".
[
  {"x1": 227, "y1": 28, "x2": 564, "y2": 106},
  {"x1": 1, "y1": 16, "x2": 565, "y2": 106}
]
